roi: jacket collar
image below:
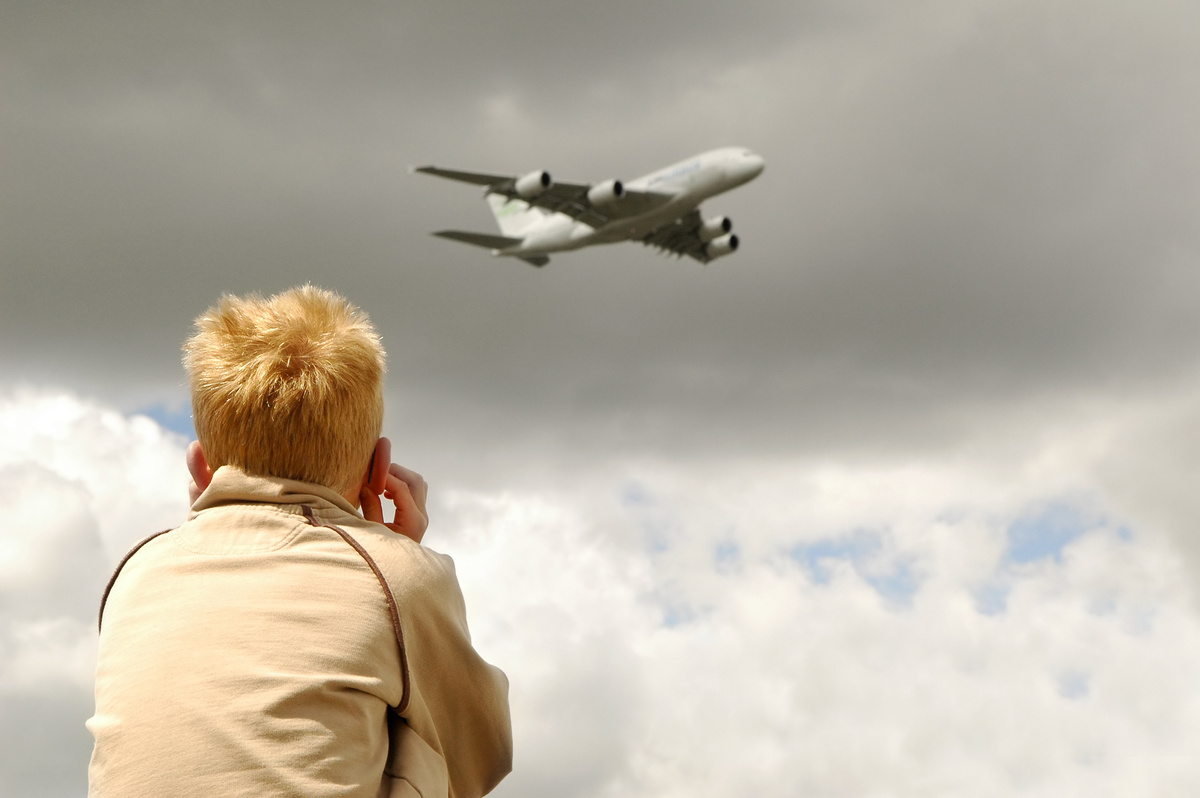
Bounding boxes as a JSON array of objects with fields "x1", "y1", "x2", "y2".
[{"x1": 189, "y1": 465, "x2": 360, "y2": 520}]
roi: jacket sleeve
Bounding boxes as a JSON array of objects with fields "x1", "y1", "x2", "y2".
[{"x1": 392, "y1": 549, "x2": 513, "y2": 798}]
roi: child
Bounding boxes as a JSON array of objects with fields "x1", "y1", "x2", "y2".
[{"x1": 88, "y1": 285, "x2": 511, "y2": 798}]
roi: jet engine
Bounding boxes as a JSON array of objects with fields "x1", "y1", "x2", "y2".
[
  {"x1": 587, "y1": 179, "x2": 625, "y2": 209},
  {"x1": 698, "y1": 215, "x2": 733, "y2": 242},
  {"x1": 704, "y1": 233, "x2": 739, "y2": 260},
  {"x1": 515, "y1": 170, "x2": 552, "y2": 199}
]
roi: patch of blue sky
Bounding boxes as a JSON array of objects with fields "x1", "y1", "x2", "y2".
[
  {"x1": 865, "y1": 560, "x2": 920, "y2": 606},
  {"x1": 1057, "y1": 670, "x2": 1090, "y2": 700},
  {"x1": 972, "y1": 581, "x2": 1010, "y2": 616},
  {"x1": 644, "y1": 533, "x2": 670, "y2": 554},
  {"x1": 714, "y1": 539, "x2": 741, "y2": 573},
  {"x1": 795, "y1": 535, "x2": 873, "y2": 585},
  {"x1": 619, "y1": 480, "x2": 677, "y2": 553},
  {"x1": 972, "y1": 500, "x2": 1133, "y2": 617},
  {"x1": 620, "y1": 480, "x2": 652, "y2": 507},
  {"x1": 135, "y1": 403, "x2": 195, "y2": 439},
  {"x1": 661, "y1": 602, "x2": 699, "y2": 628},
  {"x1": 1005, "y1": 501, "x2": 1100, "y2": 564},
  {"x1": 646, "y1": 578, "x2": 707, "y2": 629},
  {"x1": 790, "y1": 529, "x2": 921, "y2": 607}
]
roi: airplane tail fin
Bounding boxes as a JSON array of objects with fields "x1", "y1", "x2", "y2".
[{"x1": 485, "y1": 193, "x2": 548, "y2": 238}]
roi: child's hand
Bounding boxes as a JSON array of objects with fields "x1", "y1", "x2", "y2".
[{"x1": 361, "y1": 463, "x2": 429, "y2": 544}]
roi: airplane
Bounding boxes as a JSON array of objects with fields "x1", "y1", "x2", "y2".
[{"x1": 414, "y1": 146, "x2": 765, "y2": 267}]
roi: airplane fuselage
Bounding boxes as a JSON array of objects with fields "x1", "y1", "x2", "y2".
[{"x1": 506, "y1": 147, "x2": 764, "y2": 257}]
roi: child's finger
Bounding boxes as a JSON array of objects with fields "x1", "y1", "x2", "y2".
[
  {"x1": 384, "y1": 473, "x2": 428, "y2": 543},
  {"x1": 387, "y1": 463, "x2": 428, "y2": 514}
]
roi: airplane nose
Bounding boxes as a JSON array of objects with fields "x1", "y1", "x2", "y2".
[{"x1": 745, "y1": 152, "x2": 765, "y2": 177}]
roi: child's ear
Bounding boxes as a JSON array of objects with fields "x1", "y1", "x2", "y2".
[
  {"x1": 186, "y1": 441, "x2": 214, "y2": 504},
  {"x1": 367, "y1": 437, "x2": 391, "y2": 495},
  {"x1": 186, "y1": 441, "x2": 214, "y2": 491}
]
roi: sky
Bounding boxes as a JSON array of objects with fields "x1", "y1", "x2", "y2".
[{"x1": 3, "y1": 1, "x2": 1200, "y2": 795}]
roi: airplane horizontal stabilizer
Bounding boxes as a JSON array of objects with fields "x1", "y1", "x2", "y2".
[{"x1": 433, "y1": 230, "x2": 524, "y2": 250}]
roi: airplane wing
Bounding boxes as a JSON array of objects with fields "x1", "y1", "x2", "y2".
[
  {"x1": 529, "y1": 180, "x2": 675, "y2": 227},
  {"x1": 414, "y1": 166, "x2": 513, "y2": 187},
  {"x1": 641, "y1": 209, "x2": 724, "y2": 263},
  {"x1": 414, "y1": 165, "x2": 674, "y2": 227}
]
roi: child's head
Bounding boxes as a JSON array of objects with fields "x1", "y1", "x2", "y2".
[{"x1": 183, "y1": 285, "x2": 386, "y2": 496}]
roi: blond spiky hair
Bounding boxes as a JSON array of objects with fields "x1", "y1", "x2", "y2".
[{"x1": 183, "y1": 285, "x2": 386, "y2": 496}]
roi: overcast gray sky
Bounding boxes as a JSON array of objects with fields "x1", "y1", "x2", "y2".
[{"x1": 4, "y1": 2, "x2": 1200, "y2": 796}]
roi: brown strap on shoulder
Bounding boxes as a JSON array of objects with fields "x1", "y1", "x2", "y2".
[
  {"x1": 97, "y1": 511, "x2": 413, "y2": 715},
  {"x1": 301, "y1": 506, "x2": 411, "y2": 714},
  {"x1": 98, "y1": 529, "x2": 172, "y2": 633}
]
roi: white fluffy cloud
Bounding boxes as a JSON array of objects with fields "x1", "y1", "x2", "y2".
[
  {"x1": 434, "y1": 418, "x2": 1200, "y2": 796},
  {"x1": 0, "y1": 389, "x2": 189, "y2": 798},
  {"x1": 4, "y1": 387, "x2": 1200, "y2": 797}
]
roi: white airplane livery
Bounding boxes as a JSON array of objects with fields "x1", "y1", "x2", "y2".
[{"x1": 415, "y1": 147, "x2": 765, "y2": 267}]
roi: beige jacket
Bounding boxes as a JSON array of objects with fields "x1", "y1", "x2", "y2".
[{"x1": 88, "y1": 467, "x2": 512, "y2": 798}]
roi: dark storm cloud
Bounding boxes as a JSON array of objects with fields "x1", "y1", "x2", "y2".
[
  {"x1": 6, "y1": 6, "x2": 1200, "y2": 797},
  {"x1": 4, "y1": 0, "x2": 1200, "y2": 472}
]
